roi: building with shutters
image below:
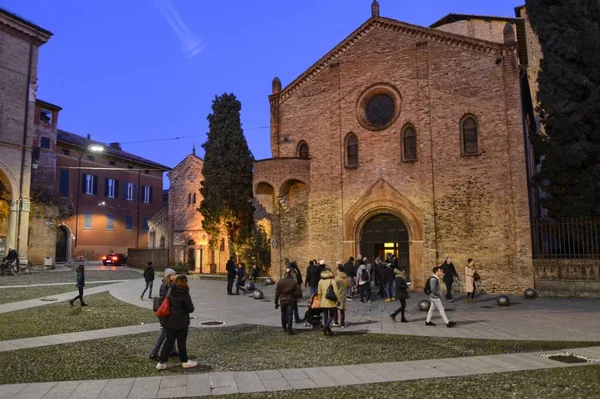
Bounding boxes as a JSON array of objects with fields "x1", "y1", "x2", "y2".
[
  {"x1": 253, "y1": 2, "x2": 542, "y2": 293},
  {"x1": 48, "y1": 116, "x2": 170, "y2": 262}
]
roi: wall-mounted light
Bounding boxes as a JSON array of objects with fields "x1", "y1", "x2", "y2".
[{"x1": 88, "y1": 144, "x2": 104, "y2": 152}]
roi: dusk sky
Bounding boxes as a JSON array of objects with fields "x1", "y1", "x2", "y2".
[{"x1": 5, "y1": 0, "x2": 519, "y2": 186}]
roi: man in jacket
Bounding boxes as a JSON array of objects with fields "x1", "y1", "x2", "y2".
[
  {"x1": 343, "y1": 256, "x2": 356, "y2": 299},
  {"x1": 440, "y1": 257, "x2": 459, "y2": 302},
  {"x1": 356, "y1": 261, "x2": 371, "y2": 303},
  {"x1": 226, "y1": 257, "x2": 236, "y2": 295},
  {"x1": 68, "y1": 264, "x2": 87, "y2": 307},
  {"x1": 275, "y1": 269, "x2": 302, "y2": 335},
  {"x1": 305, "y1": 260, "x2": 321, "y2": 295},
  {"x1": 141, "y1": 261, "x2": 155, "y2": 300},
  {"x1": 425, "y1": 266, "x2": 456, "y2": 328}
]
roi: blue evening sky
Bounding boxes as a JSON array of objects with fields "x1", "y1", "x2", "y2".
[{"x1": 4, "y1": 0, "x2": 519, "y2": 186}]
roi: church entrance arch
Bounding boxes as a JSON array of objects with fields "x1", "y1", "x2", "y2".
[{"x1": 359, "y1": 213, "x2": 410, "y2": 278}]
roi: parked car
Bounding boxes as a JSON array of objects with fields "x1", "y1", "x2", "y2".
[{"x1": 101, "y1": 253, "x2": 127, "y2": 266}]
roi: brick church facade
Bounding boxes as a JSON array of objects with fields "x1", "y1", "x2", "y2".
[{"x1": 253, "y1": 2, "x2": 540, "y2": 292}]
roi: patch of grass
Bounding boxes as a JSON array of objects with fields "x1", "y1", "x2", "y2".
[
  {"x1": 214, "y1": 365, "x2": 600, "y2": 399},
  {"x1": 0, "y1": 324, "x2": 597, "y2": 384},
  {"x1": 0, "y1": 291, "x2": 156, "y2": 341},
  {"x1": 0, "y1": 283, "x2": 107, "y2": 304}
]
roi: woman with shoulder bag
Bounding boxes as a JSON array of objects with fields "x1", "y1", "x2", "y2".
[
  {"x1": 465, "y1": 258, "x2": 477, "y2": 304},
  {"x1": 156, "y1": 274, "x2": 197, "y2": 370},
  {"x1": 149, "y1": 268, "x2": 178, "y2": 360},
  {"x1": 317, "y1": 268, "x2": 340, "y2": 336}
]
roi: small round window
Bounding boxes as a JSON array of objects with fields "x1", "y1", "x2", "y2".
[
  {"x1": 365, "y1": 94, "x2": 395, "y2": 127},
  {"x1": 356, "y1": 84, "x2": 401, "y2": 131}
]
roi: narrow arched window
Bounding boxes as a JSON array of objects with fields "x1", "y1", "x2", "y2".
[
  {"x1": 402, "y1": 126, "x2": 417, "y2": 161},
  {"x1": 346, "y1": 133, "x2": 359, "y2": 168},
  {"x1": 461, "y1": 115, "x2": 479, "y2": 155},
  {"x1": 297, "y1": 141, "x2": 309, "y2": 159}
]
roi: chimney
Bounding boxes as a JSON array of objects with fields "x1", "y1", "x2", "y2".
[
  {"x1": 371, "y1": 0, "x2": 380, "y2": 18},
  {"x1": 109, "y1": 142, "x2": 122, "y2": 151},
  {"x1": 86, "y1": 134, "x2": 91, "y2": 140}
]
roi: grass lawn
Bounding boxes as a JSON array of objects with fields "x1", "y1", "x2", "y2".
[
  {"x1": 0, "y1": 283, "x2": 107, "y2": 304},
  {"x1": 0, "y1": 269, "x2": 143, "y2": 287},
  {"x1": 0, "y1": 324, "x2": 597, "y2": 384},
  {"x1": 0, "y1": 291, "x2": 156, "y2": 341},
  {"x1": 215, "y1": 365, "x2": 600, "y2": 399}
]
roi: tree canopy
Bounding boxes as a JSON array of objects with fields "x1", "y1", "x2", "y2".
[
  {"x1": 199, "y1": 93, "x2": 255, "y2": 255},
  {"x1": 526, "y1": 0, "x2": 600, "y2": 218}
]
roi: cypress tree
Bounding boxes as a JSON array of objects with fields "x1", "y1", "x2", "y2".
[
  {"x1": 199, "y1": 93, "x2": 255, "y2": 256},
  {"x1": 526, "y1": 0, "x2": 600, "y2": 218}
]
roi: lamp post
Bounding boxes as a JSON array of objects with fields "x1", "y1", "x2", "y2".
[{"x1": 73, "y1": 144, "x2": 104, "y2": 250}]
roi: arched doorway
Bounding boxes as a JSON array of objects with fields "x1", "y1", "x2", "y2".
[
  {"x1": 55, "y1": 225, "x2": 71, "y2": 262},
  {"x1": 185, "y1": 240, "x2": 196, "y2": 270},
  {"x1": 360, "y1": 213, "x2": 410, "y2": 276}
]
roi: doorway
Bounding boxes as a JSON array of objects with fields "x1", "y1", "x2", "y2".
[
  {"x1": 185, "y1": 240, "x2": 195, "y2": 271},
  {"x1": 55, "y1": 225, "x2": 70, "y2": 262},
  {"x1": 359, "y1": 213, "x2": 410, "y2": 277}
]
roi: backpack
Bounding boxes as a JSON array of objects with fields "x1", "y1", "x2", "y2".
[
  {"x1": 360, "y1": 268, "x2": 369, "y2": 282},
  {"x1": 423, "y1": 277, "x2": 433, "y2": 295}
]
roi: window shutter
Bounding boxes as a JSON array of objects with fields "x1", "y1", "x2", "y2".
[
  {"x1": 149, "y1": 186, "x2": 153, "y2": 203},
  {"x1": 105, "y1": 178, "x2": 109, "y2": 197},
  {"x1": 82, "y1": 174, "x2": 87, "y2": 193},
  {"x1": 59, "y1": 169, "x2": 69, "y2": 197},
  {"x1": 92, "y1": 176, "x2": 98, "y2": 195},
  {"x1": 133, "y1": 184, "x2": 137, "y2": 201},
  {"x1": 114, "y1": 180, "x2": 119, "y2": 198},
  {"x1": 124, "y1": 182, "x2": 128, "y2": 199}
]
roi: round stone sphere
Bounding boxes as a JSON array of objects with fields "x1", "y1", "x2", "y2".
[
  {"x1": 524, "y1": 288, "x2": 537, "y2": 299},
  {"x1": 245, "y1": 282, "x2": 255, "y2": 291},
  {"x1": 264, "y1": 278, "x2": 274, "y2": 285},
  {"x1": 253, "y1": 290, "x2": 264, "y2": 300},
  {"x1": 497, "y1": 295, "x2": 511, "y2": 306},
  {"x1": 418, "y1": 299, "x2": 430, "y2": 312}
]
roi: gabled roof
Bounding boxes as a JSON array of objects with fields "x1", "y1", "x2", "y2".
[
  {"x1": 57, "y1": 129, "x2": 171, "y2": 171},
  {"x1": 167, "y1": 153, "x2": 203, "y2": 178},
  {"x1": 430, "y1": 13, "x2": 518, "y2": 29},
  {"x1": 272, "y1": 15, "x2": 513, "y2": 104}
]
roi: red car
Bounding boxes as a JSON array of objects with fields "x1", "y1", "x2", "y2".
[{"x1": 101, "y1": 253, "x2": 127, "y2": 266}]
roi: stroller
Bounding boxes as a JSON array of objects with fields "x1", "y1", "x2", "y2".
[{"x1": 304, "y1": 293, "x2": 323, "y2": 329}]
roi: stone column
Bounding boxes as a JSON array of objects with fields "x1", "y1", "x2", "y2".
[
  {"x1": 17, "y1": 198, "x2": 30, "y2": 265},
  {"x1": 195, "y1": 248, "x2": 201, "y2": 273},
  {"x1": 6, "y1": 200, "x2": 18, "y2": 251}
]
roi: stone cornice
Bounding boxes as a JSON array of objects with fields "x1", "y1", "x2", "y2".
[
  {"x1": 271, "y1": 16, "x2": 515, "y2": 105},
  {"x1": 0, "y1": 10, "x2": 52, "y2": 45}
]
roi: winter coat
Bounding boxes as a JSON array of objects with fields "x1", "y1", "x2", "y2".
[
  {"x1": 318, "y1": 269, "x2": 340, "y2": 308},
  {"x1": 226, "y1": 259, "x2": 236, "y2": 276},
  {"x1": 343, "y1": 260, "x2": 355, "y2": 277},
  {"x1": 394, "y1": 275, "x2": 409, "y2": 300},
  {"x1": 143, "y1": 266, "x2": 155, "y2": 282},
  {"x1": 356, "y1": 264, "x2": 371, "y2": 285},
  {"x1": 465, "y1": 265, "x2": 476, "y2": 293},
  {"x1": 381, "y1": 265, "x2": 395, "y2": 284},
  {"x1": 335, "y1": 271, "x2": 350, "y2": 310},
  {"x1": 441, "y1": 261, "x2": 459, "y2": 283},
  {"x1": 274, "y1": 276, "x2": 302, "y2": 307},
  {"x1": 290, "y1": 266, "x2": 303, "y2": 285},
  {"x1": 75, "y1": 265, "x2": 85, "y2": 288},
  {"x1": 305, "y1": 265, "x2": 322, "y2": 288},
  {"x1": 162, "y1": 285, "x2": 195, "y2": 330}
]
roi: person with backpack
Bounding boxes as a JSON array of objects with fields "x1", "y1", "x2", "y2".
[
  {"x1": 141, "y1": 262, "x2": 155, "y2": 300},
  {"x1": 425, "y1": 266, "x2": 456, "y2": 328},
  {"x1": 390, "y1": 269, "x2": 409, "y2": 322},
  {"x1": 356, "y1": 261, "x2": 371, "y2": 303},
  {"x1": 317, "y1": 268, "x2": 340, "y2": 336},
  {"x1": 332, "y1": 263, "x2": 350, "y2": 327}
]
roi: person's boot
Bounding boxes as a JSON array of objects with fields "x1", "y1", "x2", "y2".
[
  {"x1": 390, "y1": 312, "x2": 397, "y2": 322},
  {"x1": 400, "y1": 311, "x2": 408, "y2": 323},
  {"x1": 68, "y1": 299, "x2": 74, "y2": 307},
  {"x1": 327, "y1": 327, "x2": 335, "y2": 336},
  {"x1": 81, "y1": 302, "x2": 88, "y2": 307}
]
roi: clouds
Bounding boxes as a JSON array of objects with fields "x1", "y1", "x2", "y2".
[{"x1": 150, "y1": 0, "x2": 205, "y2": 58}]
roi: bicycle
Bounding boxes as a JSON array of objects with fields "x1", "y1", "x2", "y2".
[{"x1": 0, "y1": 259, "x2": 20, "y2": 276}]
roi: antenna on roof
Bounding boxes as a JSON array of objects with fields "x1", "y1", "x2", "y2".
[{"x1": 192, "y1": 144, "x2": 196, "y2": 155}]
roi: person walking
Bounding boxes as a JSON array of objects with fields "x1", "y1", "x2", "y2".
[
  {"x1": 390, "y1": 269, "x2": 409, "y2": 322},
  {"x1": 343, "y1": 256, "x2": 355, "y2": 299},
  {"x1": 305, "y1": 260, "x2": 321, "y2": 296},
  {"x1": 333, "y1": 264, "x2": 350, "y2": 327},
  {"x1": 68, "y1": 264, "x2": 87, "y2": 307},
  {"x1": 141, "y1": 262, "x2": 155, "y2": 300},
  {"x1": 440, "y1": 257, "x2": 459, "y2": 302},
  {"x1": 356, "y1": 261, "x2": 371, "y2": 303},
  {"x1": 274, "y1": 268, "x2": 302, "y2": 334},
  {"x1": 156, "y1": 275, "x2": 197, "y2": 370},
  {"x1": 317, "y1": 268, "x2": 340, "y2": 336},
  {"x1": 425, "y1": 267, "x2": 456, "y2": 327},
  {"x1": 236, "y1": 263, "x2": 248, "y2": 295},
  {"x1": 288, "y1": 262, "x2": 304, "y2": 324},
  {"x1": 226, "y1": 257, "x2": 236, "y2": 295},
  {"x1": 149, "y1": 268, "x2": 178, "y2": 360},
  {"x1": 465, "y1": 258, "x2": 477, "y2": 303}
]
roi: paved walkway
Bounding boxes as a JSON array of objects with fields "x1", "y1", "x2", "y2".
[
  {"x1": 0, "y1": 280, "x2": 130, "y2": 289},
  {"x1": 111, "y1": 278, "x2": 600, "y2": 342},
  {"x1": 0, "y1": 346, "x2": 598, "y2": 398}
]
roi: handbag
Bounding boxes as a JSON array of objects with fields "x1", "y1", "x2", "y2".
[
  {"x1": 155, "y1": 288, "x2": 171, "y2": 318},
  {"x1": 473, "y1": 272, "x2": 481, "y2": 281},
  {"x1": 325, "y1": 280, "x2": 338, "y2": 302}
]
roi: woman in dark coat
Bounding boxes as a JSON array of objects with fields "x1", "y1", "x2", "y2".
[
  {"x1": 149, "y1": 268, "x2": 178, "y2": 360},
  {"x1": 68, "y1": 264, "x2": 87, "y2": 307},
  {"x1": 156, "y1": 274, "x2": 197, "y2": 370},
  {"x1": 390, "y1": 269, "x2": 409, "y2": 322}
]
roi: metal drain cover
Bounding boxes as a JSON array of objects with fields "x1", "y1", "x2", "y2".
[
  {"x1": 539, "y1": 352, "x2": 599, "y2": 364},
  {"x1": 199, "y1": 320, "x2": 226, "y2": 327}
]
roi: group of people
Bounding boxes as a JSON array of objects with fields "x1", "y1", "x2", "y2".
[{"x1": 226, "y1": 257, "x2": 261, "y2": 296}]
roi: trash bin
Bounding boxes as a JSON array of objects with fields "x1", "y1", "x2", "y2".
[
  {"x1": 44, "y1": 257, "x2": 55, "y2": 270},
  {"x1": 210, "y1": 263, "x2": 217, "y2": 274}
]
